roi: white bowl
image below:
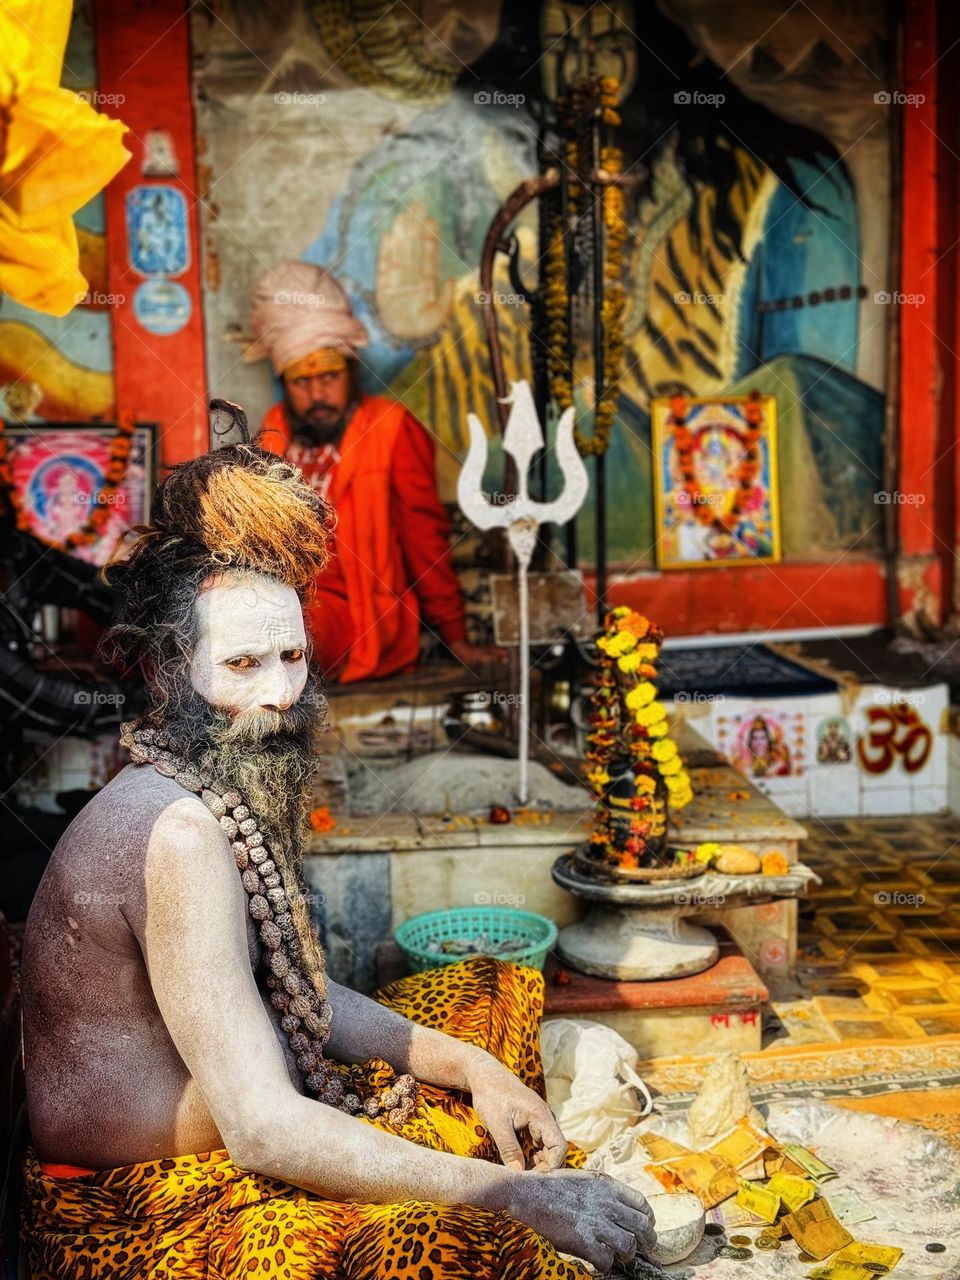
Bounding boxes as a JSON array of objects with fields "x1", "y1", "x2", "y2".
[{"x1": 645, "y1": 1191, "x2": 706, "y2": 1264}]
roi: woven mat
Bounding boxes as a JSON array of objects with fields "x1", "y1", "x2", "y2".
[{"x1": 640, "y1": 1035, "x2": 960, "y2": 1144}]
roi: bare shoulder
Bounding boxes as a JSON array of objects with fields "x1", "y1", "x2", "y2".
[
  {"x1": 26, "y1": 766, "x2": 199, "y2": 927},
  {"x1": 135, "y1": 782, "x2": 244, "y2": 942},
  {"x1": 29, "y1": 765, "x2": 233, "y2": 946},
  {"x1": 147, "y1": 787, "x2": 226, "y2": 853},
  {"x1": 22, "y1": 764, "x2": 234, "y2": 1016}
]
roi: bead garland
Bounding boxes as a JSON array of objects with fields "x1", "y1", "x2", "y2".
[
  {"x1": 544, "y1": 75, "x2": 626, "y2": 460},
  {"x1": 120, "y1": 721, "x2": 419, "y2": 1125}
]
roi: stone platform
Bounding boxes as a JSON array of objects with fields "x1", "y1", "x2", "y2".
[
  {"x1": 304, "y1": 722, "x2": 807, "y2": 993},
  {"x1": 551, "y1": 852, "x2": 819, "y2": 981},
  {"x1": 542, "y1": 938, "x2": 768, "y2": 1057}
]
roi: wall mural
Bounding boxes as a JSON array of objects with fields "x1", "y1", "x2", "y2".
[
  {"x1": 0, "y1": 0, "x2": 116, "y2": 424},
  {"x1": 192, "y1": 0, "x2": 889, "y2": 568}
]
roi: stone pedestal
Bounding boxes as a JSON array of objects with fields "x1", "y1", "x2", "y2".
[
  {"x1": 551, "y1": 851, "x2": 820, "y2": 982},
  {"x1": 556, "y1": 900, "x2": 719, "y2": 980}
]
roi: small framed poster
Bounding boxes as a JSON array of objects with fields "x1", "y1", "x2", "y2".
[
  {"x1": 5, "y1": 423, "x2": 156, "y2": 565},
  {"x1": 651, "y1": 394, "x2": 780, "y2": 569}
]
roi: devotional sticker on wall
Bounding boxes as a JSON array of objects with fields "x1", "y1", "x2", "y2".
[{"x1": 816, "y1": 716, "x2": 853, "y2": 764}]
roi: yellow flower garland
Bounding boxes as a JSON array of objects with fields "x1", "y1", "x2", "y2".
[{"x1": 585, "y1": 607, "x2": 694, "y2": 873}]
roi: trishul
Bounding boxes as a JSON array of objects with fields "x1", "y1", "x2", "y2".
[{"x1": 458, "y1": 380, "x2": 589, "y2": 804}]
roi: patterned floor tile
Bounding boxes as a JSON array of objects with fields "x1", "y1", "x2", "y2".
[
  {"x1": 831, "y1": 1017, "x2": 906, "y2": 1039},
  {"x1": 797, "y1": 815, "x2": 960, "y2": 1043}
]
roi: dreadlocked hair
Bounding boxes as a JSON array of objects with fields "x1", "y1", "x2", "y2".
[{"x1": 100, "y1": 444, "x2": 334, "y2": 718}]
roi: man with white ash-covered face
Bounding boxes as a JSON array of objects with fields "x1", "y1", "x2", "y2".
[{"x1": 19, "y1": 426, "x2": 655, "y2": 1279}]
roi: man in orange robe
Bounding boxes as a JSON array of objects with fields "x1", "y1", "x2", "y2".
[{"x1": 248, "y1": 261, "x2": 496, "y2": 683}]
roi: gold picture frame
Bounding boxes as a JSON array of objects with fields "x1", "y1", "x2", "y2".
[{"x1": 651, "y1": 394, "x2": 781, "y2": 570}]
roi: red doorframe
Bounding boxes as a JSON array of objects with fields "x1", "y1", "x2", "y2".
[
  {"x1": 893, "y1": 0, "x2": 950, "y2": 628},
  {"x1": 95, "y1": 0, "x2": 207, "y2": 469},
  {"x1": 934, "y1": 0, "x2": 960, "y2": 619}
]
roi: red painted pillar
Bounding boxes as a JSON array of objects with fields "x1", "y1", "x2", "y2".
[
  {"x1": 938, "y1": 0, "x2": 960, "y2": 617},
  {"x1": 95, "y1": 0, "x2": 207, "y2": 468},
  {"x1": 898, "y1": 0, "x2": 945, "y2": 621}
]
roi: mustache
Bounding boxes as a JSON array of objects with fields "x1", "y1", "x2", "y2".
[
  {"x1": 161, "y1": 672, "x2": 327, "y2": 755},
  {"x1": 215, "y1": 700, "x2": 315, "y2": 744}
]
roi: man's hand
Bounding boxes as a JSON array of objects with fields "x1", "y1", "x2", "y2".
[
  {"x1": 447, "y1": 639, "x2": 508, "y2": 676},
  {"x1": 467, "y1": 1057, "x2": 567, "y2": 1171},
  {"x1": 508, "y1": 1168, "x2": 657, "y2": 1273}
]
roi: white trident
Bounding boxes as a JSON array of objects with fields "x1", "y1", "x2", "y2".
[{"x1": 458, "y1": 380, "x2": 589, "y2": 804}]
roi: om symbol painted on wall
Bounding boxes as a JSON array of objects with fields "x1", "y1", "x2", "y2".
[{"x1": 857, "y1": 704, "x2": 933, "y2": 775}]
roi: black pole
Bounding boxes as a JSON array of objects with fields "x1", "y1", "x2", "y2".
[
  {"x1": 591, "y1": 117, "x2": 607, "y2": 620},
  {"x1": 534, "y1": 129, "x2": 550, "y2": 511},
  {"x1": 561, "y1": 161, "x2": 578, "y2": 571}
]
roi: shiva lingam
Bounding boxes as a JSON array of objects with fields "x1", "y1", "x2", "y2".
[
  {"x1": 551, "y1": 608, "x2": 723, "y2": 979},
  {"x1": 552, "y1": 615, "x2": 822, "y2": 978}
]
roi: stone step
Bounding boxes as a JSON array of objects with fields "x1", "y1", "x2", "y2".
[{"x1": 542, "y1": 935, "x2": 768, "y2": 1058}]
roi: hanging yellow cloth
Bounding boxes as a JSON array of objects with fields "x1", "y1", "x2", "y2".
[{"x1": 0, "y1": 0, "x2": 130, "y2": 316}]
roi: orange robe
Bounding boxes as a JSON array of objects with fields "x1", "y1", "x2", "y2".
[{"x1": 260, "y1": 396, "x2": 466, "y2": 682}]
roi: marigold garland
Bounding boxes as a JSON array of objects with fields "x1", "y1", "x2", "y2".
[
  {"x1": 585, "y1": 606, "x2": 693, "y2": 872},
  {"x1": 670, "y1": 391, "x2": 765, "y2": 532},
  {"x1": 0, "y1": 414, "x2": 136, "y2": 551},
  {"x1": 545, "y1": 76, "x2": 626, "y2": 459}
]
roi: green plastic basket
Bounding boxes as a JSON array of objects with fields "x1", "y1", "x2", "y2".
[{"x1": 394, "y1": 907, "x2": 558, "y2": 973}]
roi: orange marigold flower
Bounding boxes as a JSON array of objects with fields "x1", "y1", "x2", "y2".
[
  {"x1": 309, "y1": 806, "x2": 337, "y2": 832},
  {"x1": 761, "y1": 851, "x2": 789, "y2": 876}
]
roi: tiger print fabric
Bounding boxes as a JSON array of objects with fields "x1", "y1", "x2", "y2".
[{"x1": 22, "y1": 957, "x2": 590, "y2": 1279}]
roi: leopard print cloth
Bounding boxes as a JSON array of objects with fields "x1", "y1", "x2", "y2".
[{"x1": 22, "y1": 957, "x2": 591, "y2": 1279}]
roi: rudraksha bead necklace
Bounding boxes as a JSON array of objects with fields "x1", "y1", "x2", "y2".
[{"x1": 120, "y1": 721, "x2": 418, "y2": 1125}]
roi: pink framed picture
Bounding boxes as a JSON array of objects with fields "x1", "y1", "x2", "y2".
[{"x1": 6, "y1": 423, "x2": 156, "y2": 565}]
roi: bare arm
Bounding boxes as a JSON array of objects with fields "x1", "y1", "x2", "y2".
[
  {"x1": 324, "y1": 978, "x2": 566, "y2": 1171},
  {"x1": 137, "y1": 799, "x2": 655, "y2": 1269},
  {"x1": 324, "y1": 976, "x2": 492, "y2": 1091}
]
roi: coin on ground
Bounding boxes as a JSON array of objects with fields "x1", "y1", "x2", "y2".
[
  {"x1": 729, "y1": 1236, "x2": 752, "y2": 1246},
  {"x1": 716, "y1": 1246, "x2": 752, "y2": 1260},
  {"x1": 926, "y1": 1244, "x2": 946, "y2": 1254},
  {"x1": 756, "y1": 1237, "x2": 781, "y2": 1251},
  {"x1": 704, "y1": 1224, "x2": 725, "y2": 1237}
]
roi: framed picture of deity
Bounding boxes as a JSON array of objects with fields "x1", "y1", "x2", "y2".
[
  {"x1": 651, "y1": 394, "x2": 781, "y2": 569},
  {"x1": 1, "y1": 422, "x2": 157, "y2": 566}
]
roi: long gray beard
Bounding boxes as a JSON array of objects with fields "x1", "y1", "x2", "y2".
[{"x1": 160, "y1": 675, "x2": 327, "y2": 855}]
